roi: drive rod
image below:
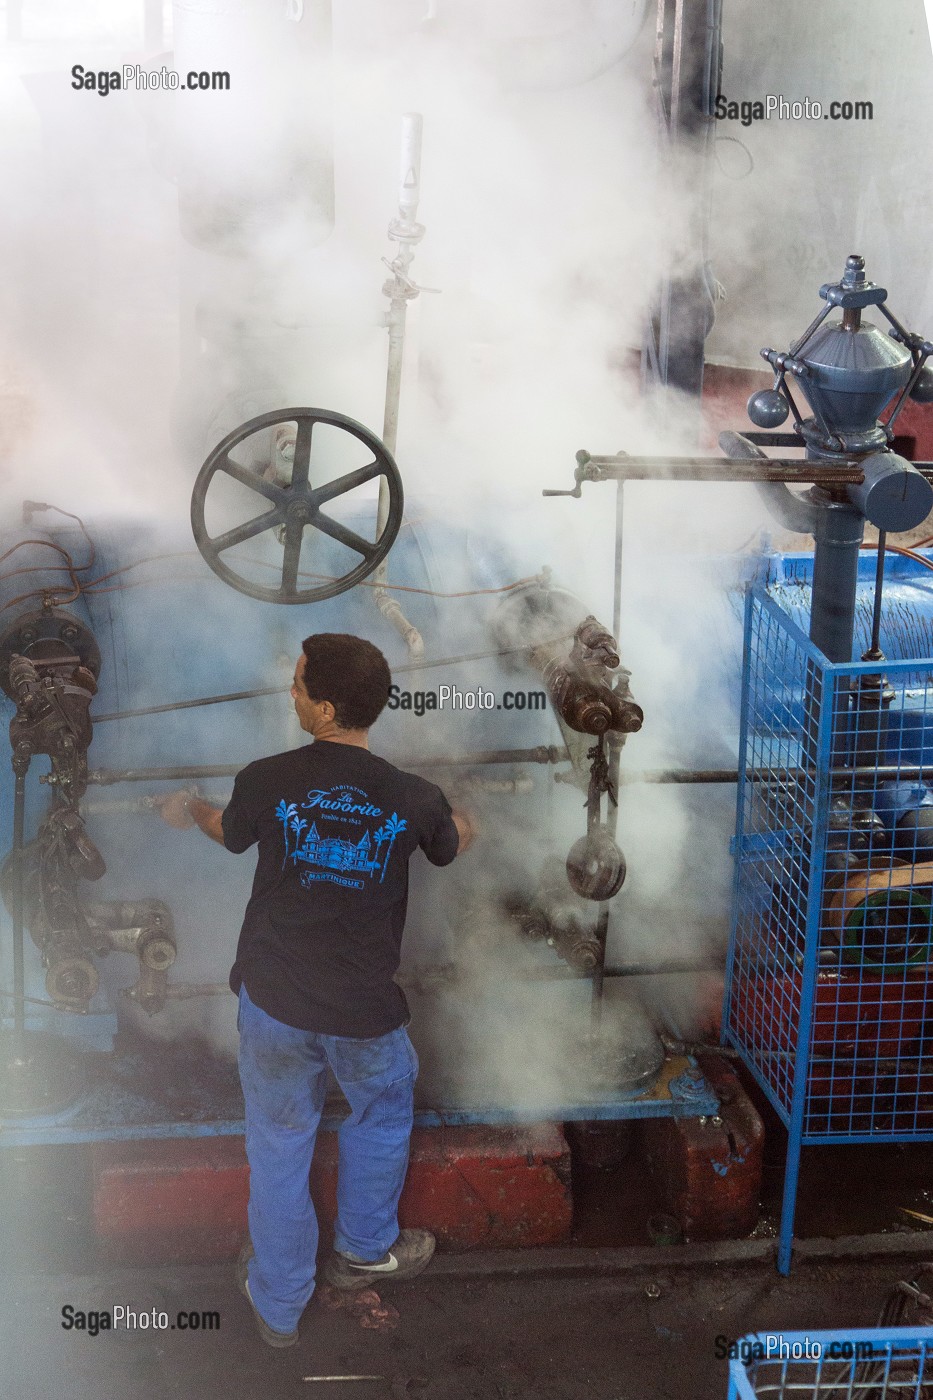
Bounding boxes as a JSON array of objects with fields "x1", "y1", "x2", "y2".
[
  {"x1": 90, "y1": 637, "x2": 571, "y2": 725},
  {"x1": 83, "y1": 759, "x2": 933, "y2": 786},
  {"x1": 539, "y1": 454, "x2": 918, "y2": 500},
  {"x1": 574, "y1": 455, "x2": 868, "y2": 482},
  {"x1": 84, "y1": 748, "x2": 573, "y2": 784}
]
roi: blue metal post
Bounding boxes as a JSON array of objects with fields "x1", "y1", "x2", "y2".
[
  {"x1": 722, "y1": 587, "x2": 756, "y2": 1041},
  {"x1": 777, "y1": 657, "x2": 835, "y2": 1274}
]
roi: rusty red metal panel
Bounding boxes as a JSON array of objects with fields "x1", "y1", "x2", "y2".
[
  {"x1": 93, "y1": 1123, "x2": 572, "y2": 1264},
  {"x1": 313, "y1": 1124, "x2": 572, "y2": 1250},
  {"x1": 91, "y1": 1137, "x2": 250, "y2": 1266},
  {"x1": 639, "y1": 1057, "x2": 764, "y2": 1242}
]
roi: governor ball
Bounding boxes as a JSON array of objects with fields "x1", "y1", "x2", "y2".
[
  {"x1": 909, "y1": 365, "x2": 933, "y2": 405},
  {"x1": 747, "y1": 388, "x2": 790, "y2": 428}
]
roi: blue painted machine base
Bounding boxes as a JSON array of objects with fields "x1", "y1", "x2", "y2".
[{"x1": 0, "y1": 1049, "x2": 718, "y2": 1147}]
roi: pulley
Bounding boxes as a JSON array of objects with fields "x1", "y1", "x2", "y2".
[
  {"x1": 191, "y1": 407, "x2": 404, "y2": 604},
  {"x1": 46, "y1": 956, "x2": 99, "y2": 1008},
  {"x1": 0, "y1": 608, "x2": 100, "y2": 701}
]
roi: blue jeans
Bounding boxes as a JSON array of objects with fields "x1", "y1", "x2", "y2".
[{"x1": 236, "y1": 983, "x2": 418, "y2": 1334}]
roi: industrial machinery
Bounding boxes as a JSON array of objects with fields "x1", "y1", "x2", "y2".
[
  {"x1": 0, "y1": 72, "x2": 723, "y2": 1141},
  {"x1": 0, "y1": 477, "x2": 724, "y2": 1138},
  {"x1": 0, "y1": 609, "x2": 179, "y2": 1027},
  {"x1": 722, "y1": 263, "x2": 933, "y2": 1274},
  {"x1": 546, "y1": 255, "x2": 933, "y2": 1272}
]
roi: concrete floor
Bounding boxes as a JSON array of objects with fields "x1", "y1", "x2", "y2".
[
  {"x1": 3, "y1": 1250, "x2": 930, "y2": 1400},
  {"x1": 3, "y1": 1104, "x2": 933, "y2": 1400}
]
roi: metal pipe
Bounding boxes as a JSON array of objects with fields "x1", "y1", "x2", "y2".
[
  {"x1": 612, "y1": 480, "x2": 624, "y2": 646},
  {"x1": 852, "y1": 532, "x2": 894, "y2": 769},
  {"x1": 90, "y1": 634, "x2": 571, "y2": 726},
  {"x1": 163, "y1": 982, "x2": 231, "y2": 1000},
  {"x1": 810, "y1": 496, "x2": 864, "y2": 663},
  {"x1": 522, "y1": 960, "x2": 722, "y2": 981},
  {"x1": 620, "y1": 766, "x2": 740, "y2": 784},
  {"x1": 85, "y1": 747, "x2": 573, "y2": 784},
  {"x1": 86, "y1": 765, "x2": 247, "y2": 785},
  {"x1": 720, "y1": 428, "x2": 864, "y2": 666},
  {"x1": 719, "y1": 431, "x2": 820, "y2": 534},
  {"x1": 623, "y1": 763, "x2": 933, "y2": 785},
  {"x1": 401, "y1": 960, "x2": 722, "y2": 994},
  {"x1": 595, "y1": 479, "x2": 629, "y2": 1028},
  {"x1": 373, "y1": 113, "x2": 426, "y2": 659},
  {"x1": 11, "y1": 772, "x2": 26, "y2": 1039},
  {"x1": 88, "y1": 758, "x2": 933, "y2": 789},
  {"x1": 93, "y1": 685, "x2": 289, "y2": 724}
]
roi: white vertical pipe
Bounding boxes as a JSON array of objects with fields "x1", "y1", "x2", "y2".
[{"x1": 373, "y1": 114, "x2": 426, "y2": 658}]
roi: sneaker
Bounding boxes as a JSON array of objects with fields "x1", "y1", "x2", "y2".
[
  {"x1": 235, "y1": 1241, "x2": 300, "y2": 1349},
  {"x1": 323, "y1": 1228, "x2": 436, "y2": 1291}
]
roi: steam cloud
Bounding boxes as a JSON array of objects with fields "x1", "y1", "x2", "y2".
[{"x1": 0, "y1": 0, "x2": 875, "y2": 1109}]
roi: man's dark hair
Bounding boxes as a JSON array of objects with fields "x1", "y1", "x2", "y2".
[{"x1": 301, "y1": 633, "x2": 392, "y2": 730}]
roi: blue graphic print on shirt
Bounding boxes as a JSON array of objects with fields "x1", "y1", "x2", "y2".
[{"x1": 275, "y1": 785, "x2": 408, "y2": 890}]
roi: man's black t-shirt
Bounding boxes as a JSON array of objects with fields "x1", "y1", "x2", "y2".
[{"x1": 223, "y1": 741, "x2": 459, "y2": 1037}]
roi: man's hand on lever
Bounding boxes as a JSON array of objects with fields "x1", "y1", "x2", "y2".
[{"x1": 154, "y1": 789, "x2": 226, "y2": 845}]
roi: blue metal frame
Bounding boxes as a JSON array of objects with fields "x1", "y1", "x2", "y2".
[
  {"x1": 725, "y1": 587, "x2": 933, "y2": 1274},
  {"x1": 0, "y1": 1052, "x2": 719, "y2": 1148},
  {"x1": 727, "y1": 1328, "x2": 933, "y2": 1399}
]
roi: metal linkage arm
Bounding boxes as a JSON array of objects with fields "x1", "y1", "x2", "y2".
[{"x1": 543, "y1": 449, "x2": 865, "y2": 498}]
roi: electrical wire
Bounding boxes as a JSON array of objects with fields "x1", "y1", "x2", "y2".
[
  {"x1": 0, "y1": 505, "x2": 96, "y2": 613},
  {"x1": 28, "y1": 546, "x2": 544, "y2": 604},
  {"x1": 860, "y1": 539, "x2": 933, "y2": 575},
  {"x1": 29, "y1": 503, "x2": 96, "y2": 574},
  {"x1": 82, "y1": 573, "x2": 544, "y2": 600},
  {"x1": 0, "y1": 491, "x2": 547, "y2": 604}
]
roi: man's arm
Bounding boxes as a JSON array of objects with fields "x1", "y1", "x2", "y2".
[
  {"x1": 155, "y1": 790, "x2": 226, "y2": 846},
  {"x1": 451, "y1": 808, "x2": 475, "y2": 854}
]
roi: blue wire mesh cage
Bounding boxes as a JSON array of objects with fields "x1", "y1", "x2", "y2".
[
  {"x1": 727, "y1": 1328, "x2": 933, "y2": 1399},
  {"x1": 723, "y1": 588, "x2": 933, "y2": 1271}
]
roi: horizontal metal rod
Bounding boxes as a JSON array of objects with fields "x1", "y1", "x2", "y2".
[
  {"x1": 92, "y1": 685, "x2": 288, "y2": 724},
  {"x1": 579, "y1": 455, "x2": 866, "y2": 483},
  {"x1": 85, "y1": 747, "x2": 573, "y2": 785},
  {"x1": 85, "y1": 766, "x2": 243, "y2": 785},
  {"x1": 400, "y1": 961, "x2": 723, "y2": 994},
  {"x1": 621, "y1": 767, "x2": 740, "y2": 785},
  {"x1": 623, "y1": 764, "x2": 933, "y2": 786},
  {"x1": 407, "y1": 747, "x2": 571, "y2": 769},
  {"x1": 821, "y1": 764, "x2": 933, "y2": 783},
  {"x1": 519, "y1": 962, "x2": 722, "y2": 981},
  {"x1": 85, "y1": 758, "x2": 933, "y2": 788},
  {"x1": 90, "y1": 639, "x2": 573, "y2": 726}
]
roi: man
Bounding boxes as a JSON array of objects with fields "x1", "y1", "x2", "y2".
[{"x1": 158, "y1": 633, "x2": 473, "y2": 1348}]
